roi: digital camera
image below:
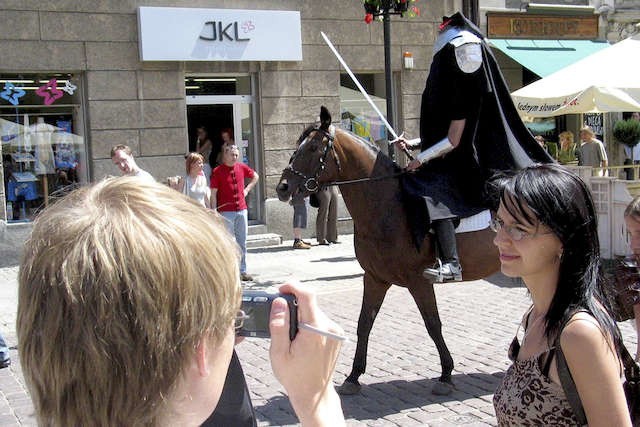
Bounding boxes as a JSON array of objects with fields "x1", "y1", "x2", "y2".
[{"x1": 238, "y1": 289, "x2": 298, "y2": 341}]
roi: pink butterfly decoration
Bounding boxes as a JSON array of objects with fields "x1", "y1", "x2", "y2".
[{"x1": 35, "y1": 78, "x2": 64, "y2": 105}]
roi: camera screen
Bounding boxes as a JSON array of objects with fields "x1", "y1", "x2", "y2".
[{"x1": 241, "y1": 299, "x2": 271, "y2": 334}]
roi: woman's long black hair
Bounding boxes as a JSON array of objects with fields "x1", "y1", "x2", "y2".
[{"x1": 497, "y1": 163, "x2": 622, "y2": 349}]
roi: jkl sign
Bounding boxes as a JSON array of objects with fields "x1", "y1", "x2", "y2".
[
  {"x1": 138, "y1": 7, "x2": 302, "y2": 61},
  {"x1": 199, "y1": 21, "x2": 251, "y2": 42},
  {"x1": 487, "y1": 13, "x2": 598, "y2": 39}
]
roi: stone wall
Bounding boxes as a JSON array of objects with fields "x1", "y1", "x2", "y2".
[{"x1": 0, "y1": 0, "x2": 451, "y2": 230}]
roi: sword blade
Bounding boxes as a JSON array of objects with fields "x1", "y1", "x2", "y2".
[{"x1": 320, "y1": 31, "x2": 398, "y2": 140}]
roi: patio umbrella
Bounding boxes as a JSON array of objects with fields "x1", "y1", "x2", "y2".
[{"x1": 511, "y1": 33, "x2": 640, "y2": 118}]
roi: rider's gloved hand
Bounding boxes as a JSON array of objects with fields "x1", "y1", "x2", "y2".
[
  {"x1": 406, "y1": 159, "x2": 422, "y2": 172},
  {"x1": 392, "y1": 134, "x2": 408, "y2": 152}
]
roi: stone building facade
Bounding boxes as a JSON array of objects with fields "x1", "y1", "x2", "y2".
[{"x1": 0, "y1": 0, "x2": 456, "y2": 238}]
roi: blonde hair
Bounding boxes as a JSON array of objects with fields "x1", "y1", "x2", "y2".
[
  {"x1": 580, "y1": 126, "x2": 595, "y2": 138},
  {"x1": 18, "y1": 177, "x2": 241, "y2": 426},
  {"x1": 559, "y1": 131, "x2": 574, "y2": 145},
  {"x1": 224, "y1": 144, "x2": 240, "y2": 154},
  {"x1": 185, "y1": 152, "x2": 205, "y2": 175}
]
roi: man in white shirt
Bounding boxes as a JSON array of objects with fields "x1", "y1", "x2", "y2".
[
  {"x1": 110, "y1": 144, "x2": 154, "y2": 181},
  {"x1": 578, "y1": 126, "x2": 608, "y2": 177}
]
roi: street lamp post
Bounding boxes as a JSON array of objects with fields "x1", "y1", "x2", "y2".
[
  {"x1": 363, "y1": 0, "x2": 416, "y2": 161},
  {"x1": 382, "y1": 9, "x2": 395, "y2": 161}
]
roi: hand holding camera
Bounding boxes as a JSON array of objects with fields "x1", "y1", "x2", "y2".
[{"x1": 269, "y1": 282, "x2": 346, "y2": 427}]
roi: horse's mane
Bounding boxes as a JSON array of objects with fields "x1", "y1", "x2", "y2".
[
  {"x1": 296, "y1": 124, "x2": 401, "y2": 172},
  {"x1": 336, "y1": 128, "x2": 402, "y2": 172}
]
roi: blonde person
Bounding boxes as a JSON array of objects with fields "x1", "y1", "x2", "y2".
[
  {"x1": 178, "y1": 152, "x2": 211, "y2": 209},
  {"x1": 557, "y1": 131, "x2": 578, "y2": 165},
  {"x1": 578, "y1": 125, "x2": 608, "y2": 176},
  {"x1": 492, "y1": 164, "x2": 629, "y2": 425},
  {"x1": 17, "y1": 177, "x2": 345, "y2": 427}
]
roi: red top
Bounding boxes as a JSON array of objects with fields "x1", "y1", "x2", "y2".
[{"x1": 210, "y1": 162, "x2": 255, "y2": 212}]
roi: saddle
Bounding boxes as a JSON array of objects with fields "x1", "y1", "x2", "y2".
[{"x1": 400, "y1": 173, "x2": 490, "y2": 250}]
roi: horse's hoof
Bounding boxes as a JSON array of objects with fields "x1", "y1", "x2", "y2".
[
  {"x1": 336, "y1": 381, "x2": 362, "y2": 395},
  {"x1": 431, "y1": 381, "x2": 454, "y2": 396}
]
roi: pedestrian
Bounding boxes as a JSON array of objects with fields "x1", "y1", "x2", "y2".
[
  {"x1": 623, "y1": 196, "x2": 640, "y2": 359},
  {"x1": 211, "y1": 145, "x2": 259, "y2": 282},
  {"x1": 110, "y1": 144, "x2": 154, "y2": 181},
  {"x1": 557, "y1": 131, "x2": 578, "y2": 165},
  {"x1": 291, "y1": 194, "x2": 311, "y2": 249},
  {"x1": 492, "y1": 164, "x2": 630, "y2": 426},
  {"x1": 177, "y1": 152, "x2": 211, "y2": 209},
  {"x1": 16, "y1": 177, "x2": 345, "y2": 426},
  {"x1": 316, "y1": 186, "x2": 339, "y2": 245},
  {"x1": 195, "y1": 126, "x2": 213, "y2": 182},
  {"x1": 0, "y1": 332, "x2": 10, "y2": 368},
  {"x1": 578, "y1": 125, "x2": 608, "y2": 176}
]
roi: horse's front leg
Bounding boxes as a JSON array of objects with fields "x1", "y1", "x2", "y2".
[
  {"x1": 408, "y1": 280, "x2": 455, "y2": 395},
  {"x1": 337, "y1": 272, "x2": 390, "y2": 395}
]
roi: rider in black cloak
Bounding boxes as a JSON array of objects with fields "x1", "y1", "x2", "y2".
[{"x1": 397, "y1": 12, "x2": 553, "y2": 282}]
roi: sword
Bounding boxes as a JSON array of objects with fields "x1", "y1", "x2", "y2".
[{"x1": 320, "y1": 31, "x2": 415, "y2": 161}]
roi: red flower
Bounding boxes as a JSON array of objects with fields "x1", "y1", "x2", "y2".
[
  {"x1": 412, "y1": 6, "x2": 420, "y2": 16},
  {"x1": 364, "y1": 13, "x2": 374, "y2": 23}
]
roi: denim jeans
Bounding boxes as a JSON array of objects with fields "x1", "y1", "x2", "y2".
[
  {"x1": 221, "y1": 209, "x2": 248, "y2": 274},
  {"x1": 0, "y1": 332, "x2": 9, "y2": 362}
]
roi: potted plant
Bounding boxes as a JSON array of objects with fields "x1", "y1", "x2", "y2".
[
  {"x1": 613, "y1": 118, "x2": 640, "y2": 178},
  {"x1": 614, "y1": 119, "x2": 640, "y2": 159}
]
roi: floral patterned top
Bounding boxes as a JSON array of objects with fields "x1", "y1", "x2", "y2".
[{"x1": 493, "y1": 336, "x2": 583, "y2": 426}]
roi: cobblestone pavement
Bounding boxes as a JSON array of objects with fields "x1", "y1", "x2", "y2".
[{"x1": 0, "y1": 234, "x2": 637, "y2": 426}]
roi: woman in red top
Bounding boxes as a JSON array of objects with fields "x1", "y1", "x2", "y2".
[{"x1": 211, "y1": 145, "x2": 259, "y2": 282}]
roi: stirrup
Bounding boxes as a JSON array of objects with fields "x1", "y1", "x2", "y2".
[{"x1": 423, "y1": 259, "x2": 462, "y2": 283}]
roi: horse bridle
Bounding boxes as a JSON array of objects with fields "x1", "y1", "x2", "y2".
[{"x1": 284, "y1": 126, "x2": 341, "y2": 193}]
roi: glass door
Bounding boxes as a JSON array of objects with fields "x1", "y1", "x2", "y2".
[{"x1": 186, "y1": 95, "x2": 261, "y2": 221}]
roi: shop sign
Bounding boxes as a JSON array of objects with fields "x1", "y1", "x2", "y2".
[
  {"x1": 487, "y1": 13, "x2": 598, "y2": 39},
  {"x1": 138, "y1": 7, "x2": 302, "y2": 61}
]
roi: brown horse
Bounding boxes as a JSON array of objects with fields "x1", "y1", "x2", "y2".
[{"x1": 276, "y1": 107, "x2": 500, "y2": 395}]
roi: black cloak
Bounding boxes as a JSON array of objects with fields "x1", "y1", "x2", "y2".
[{"x1": 402, "y1": 12, "x2": 553, "y2": 248}]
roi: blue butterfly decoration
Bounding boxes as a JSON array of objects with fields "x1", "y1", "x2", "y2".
[{"x1": 0, "y1": 82, "x2": 26, "y2": 106}]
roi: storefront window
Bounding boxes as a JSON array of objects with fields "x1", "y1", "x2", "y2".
[
  {"x1": 185, "y1": 76, "x2": 252, "y2": 96},
  {"x1": 339, "y1": 73, "x2": 388, "y2": 145},
  {"x1": 1, "y1": 73, "x2": 86, "y2": 223}
]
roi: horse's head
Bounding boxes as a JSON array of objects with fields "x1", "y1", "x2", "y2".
[{"x1": 276, "y1": 106, "x2": 341, "y2": 202}]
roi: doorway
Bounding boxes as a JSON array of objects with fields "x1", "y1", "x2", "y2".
[{"x1": 186, "y1": 95, "x2": 260, "y2": 221}]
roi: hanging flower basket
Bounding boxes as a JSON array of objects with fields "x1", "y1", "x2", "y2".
[{"x1": 362, "y1": 0, "x2": 420, "y2": 23}]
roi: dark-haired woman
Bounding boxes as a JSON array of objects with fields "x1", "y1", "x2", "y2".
[
  {"x1": 196, "y1": 126, "x2": 213, "y2": 181},
  {"x1": 492, "y1": 164, "x2": 630, "y2": 426}
]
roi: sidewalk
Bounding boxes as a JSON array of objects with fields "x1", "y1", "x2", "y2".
[{"x1": 0, "y1": 235, "x2": 637, "y2": 426}]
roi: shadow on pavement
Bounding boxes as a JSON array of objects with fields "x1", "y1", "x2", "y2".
[
  {"x1": 301, "y1": 273, "x2": 363, "y2": 283},
  {"x1": 253, "y1": 371, "x2": 502, "y2": 424},
  {"x1": 485, "y1": 272, "x2": 524, "y2": 288},
  {"x1": 247, "y1": 246, "x2": 293, "y2": 254},
  {"x1": 310, "y1": 256, "x2": 357, "y2": 263}
]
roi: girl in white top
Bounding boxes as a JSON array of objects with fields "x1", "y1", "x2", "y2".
[{"x1": 179, "y1": 153, "x2": 211, "y2": 209}]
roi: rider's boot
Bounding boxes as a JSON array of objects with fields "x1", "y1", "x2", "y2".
[{"x1": 423, "y1": 219, "x2": 462, "y2": 282}]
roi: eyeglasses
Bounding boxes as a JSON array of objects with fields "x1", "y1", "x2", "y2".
[
  {"x1": 234, "y1": 310, "x2": 250, "y2": 331},
  {"x1": 490, "y1": 217, "x2": 553, "y2": 241}
]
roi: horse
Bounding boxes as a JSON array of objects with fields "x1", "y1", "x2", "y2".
[{"x1": 276, "y1": 106, "x2": 500, "y2": 395}]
